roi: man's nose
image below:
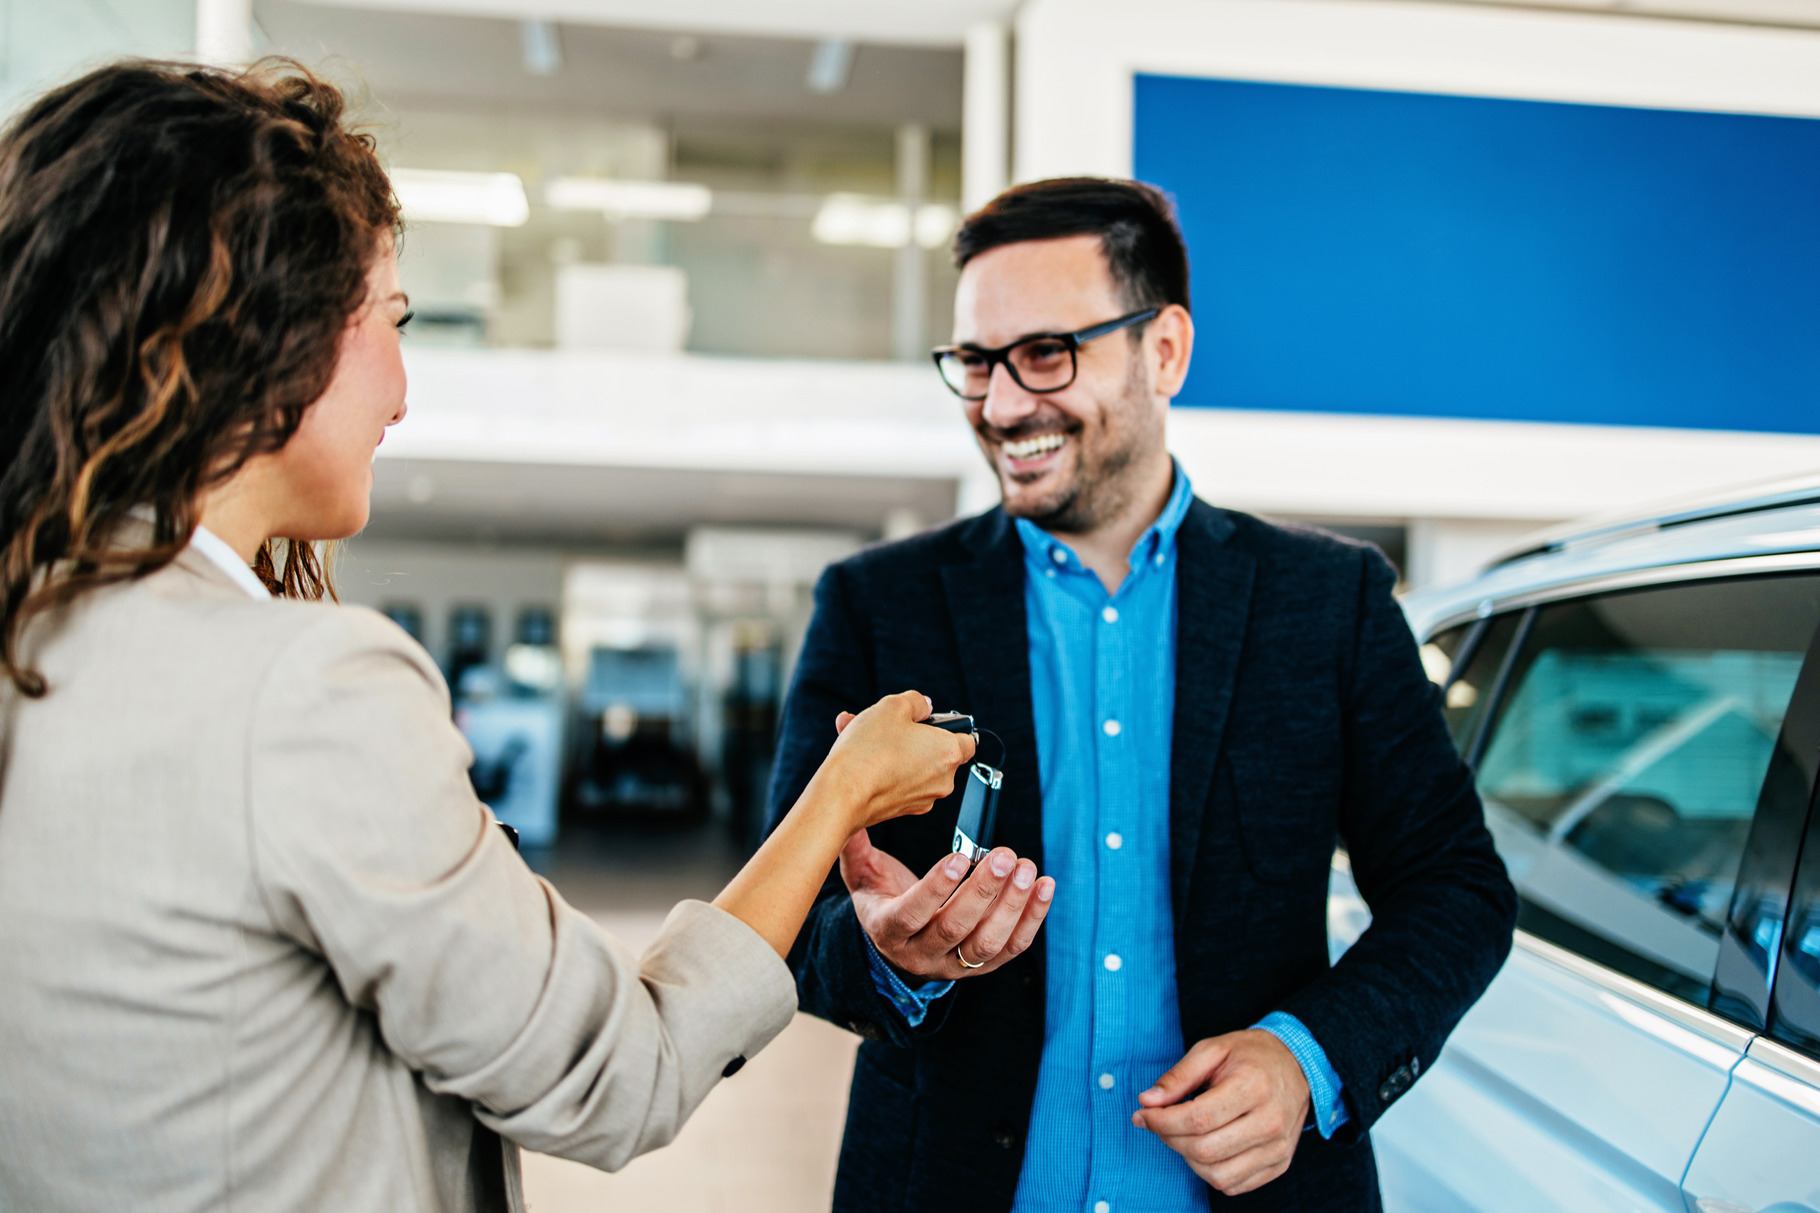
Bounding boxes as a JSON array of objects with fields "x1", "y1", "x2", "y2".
[{"x1": 979, "y1": 364, "x2": 1040, "y2": 432}]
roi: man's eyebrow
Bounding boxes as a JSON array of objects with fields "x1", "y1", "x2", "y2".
[{"x1": 955, "y1": 326, "x2": 1068, "y2": 350}]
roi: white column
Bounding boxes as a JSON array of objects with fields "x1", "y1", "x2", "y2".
[
  {"x1": 195, "y1": 0, "x2": 253, "y2": 66},
  {"x1": 893, "y1": 122, "x2": 930, "y2": 363},
  {"x1": 963, "y1": 21, "x2": 1011, "y2": 212}
]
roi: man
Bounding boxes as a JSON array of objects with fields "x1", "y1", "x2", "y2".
[{"x1": 765, "y1": 178, "x2": 1516, "y2": 1211}]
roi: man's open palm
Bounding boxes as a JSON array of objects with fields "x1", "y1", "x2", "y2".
[{"x1": 839, "y1": 828, "x2": 1052, "y2": 982}]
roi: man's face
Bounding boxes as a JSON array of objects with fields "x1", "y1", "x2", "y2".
[{"x1": 950, "y1": 234, "x2": 1175, "y2": 532}]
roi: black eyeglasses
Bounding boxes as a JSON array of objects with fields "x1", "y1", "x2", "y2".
[{"x1": 930, "y1": 308, "x2": 1160, "y2": 401}]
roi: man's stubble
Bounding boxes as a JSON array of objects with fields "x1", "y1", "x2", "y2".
[{"x1": 997, "y1": 353, "x2": 1162, "y2": 535}]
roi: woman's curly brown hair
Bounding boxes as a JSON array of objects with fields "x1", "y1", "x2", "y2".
[{"x1": 0, "y1": 59, "x2": 400, "y2": 695}]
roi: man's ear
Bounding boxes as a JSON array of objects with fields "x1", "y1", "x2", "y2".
[{"x1": 1148, "y1": 304, "x2": 1195, "y2": 398}]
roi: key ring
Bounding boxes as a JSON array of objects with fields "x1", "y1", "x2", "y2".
[{"x1": 955, "y1": 946, "x2": 987, "y2": 970}]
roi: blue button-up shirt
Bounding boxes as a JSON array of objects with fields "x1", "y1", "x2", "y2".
[{"x1": 867, "y1": 464, "x2": 1345, "y2": 1211}]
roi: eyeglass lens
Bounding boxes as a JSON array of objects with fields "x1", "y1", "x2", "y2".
[{"x1": 937, "y1": 336, "x2": 1077, "y2": 400}]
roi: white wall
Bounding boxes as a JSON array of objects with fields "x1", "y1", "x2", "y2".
[{"x1": 1015, "y1": 0, "x2": 1820, "y2": 183}]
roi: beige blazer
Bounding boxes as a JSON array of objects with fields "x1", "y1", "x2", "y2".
[{"x1": 0, "y1": 539, "x2": 797, "y2": 1212}]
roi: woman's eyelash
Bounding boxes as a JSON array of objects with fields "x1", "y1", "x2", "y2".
[{"x1": 396, "y1": 310, "x2": 414, "y2": 332}]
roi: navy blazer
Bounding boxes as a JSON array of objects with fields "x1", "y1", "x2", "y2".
[{"x1": 765, "y1": 499, "x2": 1517, "y2": 1212}]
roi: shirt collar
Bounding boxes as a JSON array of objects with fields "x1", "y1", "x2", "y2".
[
  {"x1": 1014, "y1": 458, "x2": 1195, "y2": 574},
  {"x1": 188, "y1": 525, "x2": 272, "y2": 601}
]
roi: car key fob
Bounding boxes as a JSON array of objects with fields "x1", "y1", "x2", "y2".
[
  {"x1": 923, "y1": 711, "x2": 976, "y2": 739},
  {"x1": 952, "y1": 761, "x2": 1002, "y2": 863}
]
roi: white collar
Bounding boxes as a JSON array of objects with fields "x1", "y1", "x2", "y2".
[{"x1": 188, "y1": 525, "x2": 272, "y2": 602}]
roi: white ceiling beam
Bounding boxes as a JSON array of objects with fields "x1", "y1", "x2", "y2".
[{"x1": 289, "y1": 0, "x2": 1021, "y2": 47}]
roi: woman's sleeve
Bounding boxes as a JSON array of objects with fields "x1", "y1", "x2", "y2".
[{"x1": 245, "y1": 607, "x2": 797, "y2": 1170}]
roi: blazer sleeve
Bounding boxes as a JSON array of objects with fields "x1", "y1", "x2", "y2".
[
  {"x1": 245, "y1": 608, "x2": 798, "y2": 1172},
  {"x1": 764, "y1": 562, "x2": 951, "y2": 1047},
  {"x1": 1276, "y1": 548, "x2": 1518, "y2": 1138}
]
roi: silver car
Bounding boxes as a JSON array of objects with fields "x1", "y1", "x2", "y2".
[{"x1": 1332, "y1": 474, "x2": 1820, "y2": 1212}]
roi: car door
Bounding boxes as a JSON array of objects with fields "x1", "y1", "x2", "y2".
[
  {"x1": 1372, "y1": 573, "x2": 1820, "y2": 1213},
  {"x1": 1681, "y1": 740, "x2": 1820, "y2": 1213}
]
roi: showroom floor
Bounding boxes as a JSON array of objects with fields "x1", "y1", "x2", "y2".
[{"x1": 520, "y1": 825, "x2": 857, "y2": 1213}]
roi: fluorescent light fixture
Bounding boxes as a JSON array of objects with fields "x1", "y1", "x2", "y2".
[
  {"x1": 521, "y1": 18, "x2": 562, "y2": 77},
  {"x1": 806, "y1": 39, "x2": 854, "y2": 94},
  {"x1": 392, "y1": 169, "x2": 529, "y2": 227},
  {"x1": 812, "y1": 196, "x2": 960, "y2": 249},
  {"x1": 546, "y1": 178, "x2": 713, "y2": 221},
  {"x1": 915, "y1": 203, "x2": 959, "y2": 250}
]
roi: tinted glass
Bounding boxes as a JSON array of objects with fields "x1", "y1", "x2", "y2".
[
  {"x1": 1474, "y1": 576, "x2": 1820, "y2": 1003},
  {"x1": 1434, "y1": 612, "x2": 1523, "y2": 755}
]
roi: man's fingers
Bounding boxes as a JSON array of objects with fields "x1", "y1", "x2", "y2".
[
  {"x1": 994, "y1": 876, "x2": 1055, "y2": 963},
  {"x1": 876, "y1": 851, "x2": 971, "y2": 945},
  {"x1": 1137, "y1": 1036, "x2": 1233, "y2": 1108},
  {"x1": 834, "y1": 711, "x2": 856, "y2": 734},
  {"x1": 917, "y1": 847, "x2": 1017, "y2": 952},
  {"x1": 1148, "y1": 1105, "x2": 1282, "y2": 1168},
  {"x1": 1194, "y1": 1137, "x2": 1295, "y2": 1196},
  {"x1": 958, "y1": 859, "x2": 1040, "y2": 966},
  {"x1": 1131, "y1": 1070, "x2": 1253, "y2": 1139}
]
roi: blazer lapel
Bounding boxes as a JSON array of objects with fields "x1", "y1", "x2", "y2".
[
  {"x1": 1169, "y1": 500, "x2": 1255, "y2": 926},
  {"x1": 940, "y1": 510, "x2": 1043, "y2": 870}
]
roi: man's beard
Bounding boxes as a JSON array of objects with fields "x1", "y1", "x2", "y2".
[{"x1": 987, "y1": 359, "x2": 1153, "y2": 533}]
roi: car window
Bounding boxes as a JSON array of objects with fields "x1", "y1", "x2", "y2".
[
  {"x1": 1433, "y1": 612, "x2": 1523, "y2": 755},
  {"x1": 1474, "y1": 576, "x2": 1820, "y2": 1004}
]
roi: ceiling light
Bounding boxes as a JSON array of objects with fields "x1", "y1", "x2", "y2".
[
  {"x1": 812, "y1": 196, "x2": 960, "y2": 249},
  {"x1": 546, "y1": 178, "x2": 713, "y2": 221},
  {"x1": 806, "y1": 39, "x2": 854, "y2": 94},
  {"x1": 392, "y1": 169, "x2": 529, "y2": 227},
  {"x1": 521, "y1": 19, "x2": 561, "y2": 77}
]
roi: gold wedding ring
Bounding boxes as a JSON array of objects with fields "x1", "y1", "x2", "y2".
[{"x1": 955, "y1": 947, "x2": 986, "y2": 969}]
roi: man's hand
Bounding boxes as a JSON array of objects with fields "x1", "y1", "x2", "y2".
[
  {"x1": 1130, "y1": 1030, "x2": 1312, "y2": 1196},
  {"x1": 840, "y1": 829, "x2": 1053, "y2": 982}
]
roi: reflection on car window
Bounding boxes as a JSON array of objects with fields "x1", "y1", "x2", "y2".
[
  {"x1": 1773, "y1": 805, "x2": 1820, "y2": 1061},
  {"x1": 1438, "y1": 613, "x2": 1522, "y2": 755},
  {"x1": 1475, "y1": 576, "x2": 1820, "y2": 1003}
]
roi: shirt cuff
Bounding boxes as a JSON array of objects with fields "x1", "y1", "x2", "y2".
[
  {"x1": 1254, "y1": 1011, "x2": 1350, "y2": 1139},
  {"x1": 863, "y1": 932, "x2": 954, "y2": 1027}
]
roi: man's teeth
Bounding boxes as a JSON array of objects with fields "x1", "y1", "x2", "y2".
[{"x1": 1003, "y1": 434, "x2": 1066, "y2": 460}]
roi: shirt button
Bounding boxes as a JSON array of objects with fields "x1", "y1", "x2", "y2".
[
  {"x1": 1105, "y1": 832, "x2": 1123, "y2": 850},
  {"x1": 1098, "y1": 1073, "x2": 1116, "y2": 1090},
  {"x1": 1101, "y1": 605, "x2": 1118, "y2": 623},
  {"x1": 1154, "y1": 553, "x2": 1164, "y2": 566},
  {"x1": 1096, "y1": 1202, "x2": 1111, "y2": 1213},
  {"x1": 1102, "y1": 718, "x2": 1121, "y2": 737},
  {"x1": 1045, "y1": 568, "x2": 1056, "y2": 579},
  {"x1": 1104, "y1": 953, "x2": 1122, "y2": 972},
  {"x1": 1051, "y1": 547, "x2": 1068, "y2": 564}
]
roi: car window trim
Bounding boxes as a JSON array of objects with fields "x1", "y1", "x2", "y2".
[
  {"x1": 1440, "y1": 616, "x2": 1489, "y2": 689},
  {"x1": 1742, "y1": 1034, "x2": 1820, "y2": 1102},
  {"x1": 1514, "y1": 930, "x2": 1756, "y2": 1055},
  {"x1": 1420, "y1": 551, "x2": 1820, "y2": 638},
  {"x1": 1464, "y1": 606, "x2": 1534, "y2": 771}
]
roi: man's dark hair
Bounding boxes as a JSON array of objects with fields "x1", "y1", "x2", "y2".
[{"x1": 952, "y1": 177, "x2": 1190, "y2": 314}]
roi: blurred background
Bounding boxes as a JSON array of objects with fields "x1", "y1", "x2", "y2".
[{"x1": 13, "y1": 0, "x2": 1820, "y2": 1206}]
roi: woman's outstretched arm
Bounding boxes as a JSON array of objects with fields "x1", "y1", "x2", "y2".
[{"x1": 713, "y1": 690, "x2": 973, "y2": 958}]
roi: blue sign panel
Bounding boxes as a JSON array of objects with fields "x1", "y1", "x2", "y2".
[{"x1": 1133, "y1": 73, "x2": 1820, "y2": 433}]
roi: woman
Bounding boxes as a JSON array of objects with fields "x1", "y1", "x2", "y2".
[{"x1": 0, "y1": 61, "x2": 976, "y2": 1211}]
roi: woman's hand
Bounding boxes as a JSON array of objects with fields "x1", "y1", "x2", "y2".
[
  {"x1": 809, "y1": 690, "x2": 975, "y2": 834},
  {"x1": 715, "y1": 691, "x2": 975, "y2": 958}
]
